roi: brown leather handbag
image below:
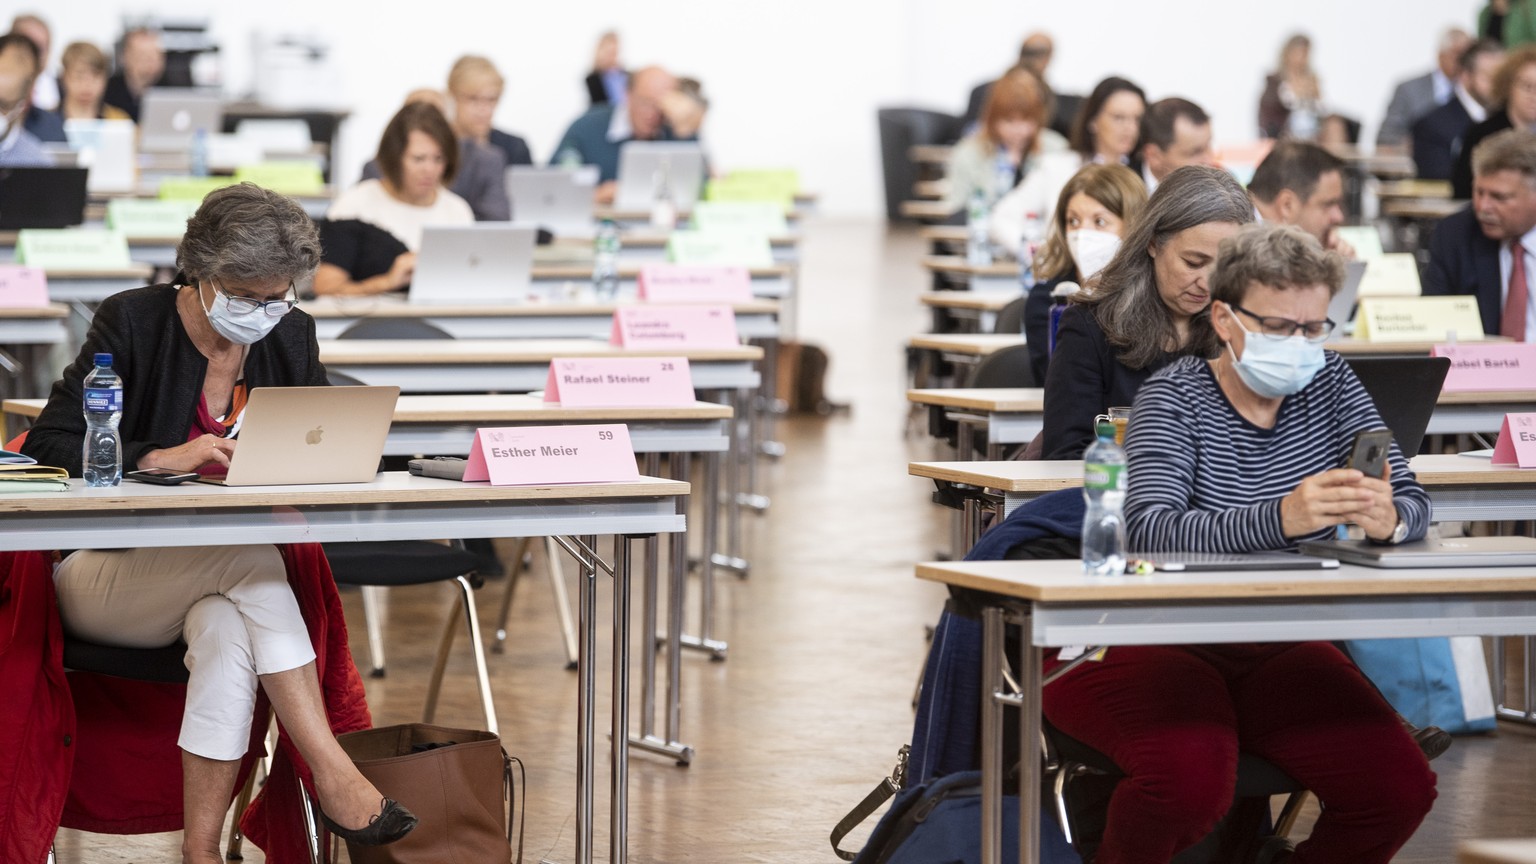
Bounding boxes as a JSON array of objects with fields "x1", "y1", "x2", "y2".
[{"x1": 336, "y1": 723, "x2": 523, "y2": 864}]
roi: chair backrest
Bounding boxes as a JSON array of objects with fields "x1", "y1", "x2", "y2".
[
  {"x1": 992, "y1": 296, "x2": 1028, "y2": 336},
  {"x1": 326, "y1": 369, "x2": 367, "y2": 387},
  {"x1": 969, "y1": 344, "x2": 1035, "y2": 389},
  {"x1": 63, "y1": 639, "x2": 190, "y2": 683},
  {"x1": 336, "y1": 317, "x2": 453, "y2": 340},
  {"x1": 876, "y1": 107, "x2": 963, "y2": 222}
]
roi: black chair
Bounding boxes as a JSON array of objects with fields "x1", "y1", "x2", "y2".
[
  {"x1": 992, "y1": 296, "x2": 1028, "y2": 337},
  {"x1": 971, "y1": 343, "x2": 1035, "y2": 389},
  {"x1": 323, "y1": 327, "x2": 500, "y2": 731},
  {"x1": 877, "y1": 107, "x2": 964, "y2": 222},
  {"x1": 53, "y1": 638, "x2": 299, "y2": 863}
]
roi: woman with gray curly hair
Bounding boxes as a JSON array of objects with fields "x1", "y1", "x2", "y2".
[{"x1": 22, "y1": 183, "x2": 416, "y2": 861}]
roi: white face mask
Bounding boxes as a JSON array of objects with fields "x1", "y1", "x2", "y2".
[
  {"x1": 1066, "y1": 229, "x2": 1121, "y2": 280},
  {"x1": 201, "y1": 283, "x2": 285, "y2": 345}
]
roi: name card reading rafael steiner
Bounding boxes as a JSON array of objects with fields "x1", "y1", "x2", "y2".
[
  {"x1": 637, "y1": 264, "x2": 753, "y2": 303},
  {"x1": 1432, "y1": 343, "x2": 1536, "y2": 391},
  {"x1": 462, "y1": 424, "x2": 640, "y2": 485},
  {"x1": 544, "y1": 357, "x2": 695, "y2": 407},
  {"x1": 1491, "y1": 413, "x2": 1536, "y2": 468},
  {"x1": 611, "y1": 305, "x2": 740, "y2": 348}
]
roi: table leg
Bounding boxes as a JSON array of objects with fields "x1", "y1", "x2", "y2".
[
  {"x1": 714, "y1": 388, "x2": 750, "y2": 577},
  {"x1": 981, "y1": 607, "x2": 1005, "y2": 864},
  {"x1": 1016, "y1": 607, "x2": 1042, "y2": 864},
  {"x1": 640, "y1": 454, "x2": 661, "y2": 743},
  {"x1": 611, "y1": 535, "x2": 632, "y2": 864},
  {"x1": 575, "y1": 534, "x2": 597, "y2": 864},
  {"x1": 688, "y1": 449, "x2": 729, "y2": 659},
  {"x1": 630, "y1": 453, "x2": 696, "y2": 764}
]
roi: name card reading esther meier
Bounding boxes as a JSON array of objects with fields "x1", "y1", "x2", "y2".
[
  {"x1": 610, "y1": 305, "x2": 740, "y2": 348},
  {"x1": 544, "y1": 357, "x2": 695, "y2": 407},
  {"x1": 1491, "y1": 413, "x2": 1536, "y2": 468},
  {"x1": 462, "y1": 424, "x2": 640, "y2": 486}
]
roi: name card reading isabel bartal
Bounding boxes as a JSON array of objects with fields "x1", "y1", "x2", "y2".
[{"x1": 463, "y1": 425, "x2": 640, "y2": 486}]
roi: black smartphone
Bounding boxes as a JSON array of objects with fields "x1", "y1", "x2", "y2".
[
  {"x1": 1347, "y1": 429, "x2": 1394, "y2": 477},
  {"x1": 126, "y1": 468, "x2": 201, "y2": 485}
]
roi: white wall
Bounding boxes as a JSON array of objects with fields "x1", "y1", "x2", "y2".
[{"x1": 40, "y1": 0, "x2": 1484, "y2": 216}]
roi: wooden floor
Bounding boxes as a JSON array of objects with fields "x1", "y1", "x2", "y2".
[{"x1": 58, "y1": 221, "x2": 1536, "y2": 862}]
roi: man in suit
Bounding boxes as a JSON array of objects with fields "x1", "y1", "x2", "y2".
[
  {"x1": 963, "y1": 32, "x2": 1082, "y2": 139},
  {"x1": 1378, "y1": 27, "x2": 1472, "y2": 149},
  {"x1": 1413, "y1": 40, "x2": 1504, "y2": 181},
  {"x1": 1425, "y1": 128, "x2": 1536, "y2": 340}
]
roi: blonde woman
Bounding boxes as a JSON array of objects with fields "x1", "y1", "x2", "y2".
[{"x1": 448, "y1": 54, "x2": 533, "y2": 168}]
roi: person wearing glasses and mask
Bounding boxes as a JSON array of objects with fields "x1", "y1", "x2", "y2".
[
  {"x1": 1042, "y1": 224, "x2": 1437, "y2": 864},
  {"x1": 21, "y1": 183, "x2": 417, "y2": 862}
]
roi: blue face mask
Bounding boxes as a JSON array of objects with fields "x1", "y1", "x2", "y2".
[{"x1": 1227, "y1": 312, "x2": 1326, "y2": 399}]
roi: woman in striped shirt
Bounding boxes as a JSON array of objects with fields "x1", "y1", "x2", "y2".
[{"x1": 1045, "y1": 225, "x2": 1436, "y2": 864}]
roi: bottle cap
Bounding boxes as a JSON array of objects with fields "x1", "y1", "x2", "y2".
[
  {"x1": 93, "y1": 353, "x2": 112, "y2": 366},
  {"x1": 1095, "y1": 421, "x2": 1116, "y2": 439},
  {"x1": 1050, "y1": 281, "x2": 1081, "y2": 299}
]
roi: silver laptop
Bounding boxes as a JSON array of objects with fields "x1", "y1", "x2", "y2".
[
  {"x1": 1299, "y1": 535, "x2": 1536, "y2": 568},
  {"x1": 508, "y1": 166, "x2": 595, "y2": 237},
  {"x1": 409, "y1": 223, "x2": 536, "y2": 306},
  {"x1": 1140, "y1": 551, "x2": 1340, "y2": 572},
  {"x1": 1328, "y1": 260, "x2": 1367, "y2": 336},
  {"x1": 614, "y1": 141, "x2": 706, "y2": 211},
  {"x1": 64, "y1": 119, "x2": 137, "y2": 193},
  {"x1": 202, "y1": 386, "x2": 399, "y2": 486},
  {"x1": 139, "y1": 89, "x2": 224, "y2": 153}
]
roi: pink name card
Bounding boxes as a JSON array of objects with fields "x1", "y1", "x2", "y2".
[
  {"x1": 0, "y1": 265, "x2": 49, "y2": 308},
  {"x1": 543, "y1": 357, "x2": 695, "y2": 407},
  {"x1": 637, "y1": 264, "x2": 753, "y2": 303},
  {"x1": 462, "y1": 424, "x2": 640, "y2": 485},
  {"x1": 1432, "y1": 343, "x2": 1536, "y2": 391},
  {"x1": 1492, "y1": 413, "x2": 1536, "y2": 468},
  {"x1": 610, "y1": 305, "x2": 739, "y2": 349}
]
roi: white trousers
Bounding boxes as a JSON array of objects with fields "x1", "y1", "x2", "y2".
[{"x1": 53, "y1": 545, "x2": 316, "y2": 761}]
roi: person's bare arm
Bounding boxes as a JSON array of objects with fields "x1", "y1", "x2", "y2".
[{"x1": 311, "y1": 256, "x2": 415, "y2": 297}]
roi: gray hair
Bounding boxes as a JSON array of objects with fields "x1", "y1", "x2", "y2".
[
  {"x1": 1472, "y1": 128, "x2": 1536, "y2": 187},
  {"x1": 1210, "y1": 224, "x2": 1345, "y2": 308},
  {"x1": 1074, "y1": 165, "x2": 1255, "y2": 370},
  {"x1": 176, "y1": 183, "x2": 320, "y2": 290}
]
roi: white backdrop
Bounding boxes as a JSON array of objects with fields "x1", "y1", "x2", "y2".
[{"x1": 40, "y1": 0, "x2": 1484, "y2": 216}]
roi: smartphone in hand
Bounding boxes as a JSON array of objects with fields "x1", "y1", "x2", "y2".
[{"x1": 1347, "y1": 428, "x2": 1394, "y2": 477}]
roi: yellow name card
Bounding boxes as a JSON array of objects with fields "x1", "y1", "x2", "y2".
[
  {"x1": 705, "y1": 169, "x2": 799, "y2": 206},
  {"x1": 159, "y1": 176, "x2": 238, "y2": 201},
  {"x1": 1333, "y1": 226, "x2": 1384, "y2": 260},
  {"x1": 1357, "y1": 253, "x2": 1422, "y2": 297},
  {"x1": 691, "y1": 201, "x2": 789, "y2": 235},
  {"x1": 234, "y1": 161, "x2": 325, "y2": 196},
  {"x1": 1355, "y1": 296, "x2": 1486, "y2": 342},
  {"x1": 14, "y1": 229, "x2": 132, "y2": 270},
  {"x1": 106, "y1": 199, "x2": 200, "y2": 237}
]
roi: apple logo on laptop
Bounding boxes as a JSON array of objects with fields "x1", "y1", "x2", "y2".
[{"x1": 305, "y1": 426, "x2": 324, "y2": 445}]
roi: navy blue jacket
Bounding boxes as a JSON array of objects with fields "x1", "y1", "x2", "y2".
[
  {"x1": 1411, "y1": 98, "x2": 1474, "y2": 182},
  {"x1": 1423, "y1": 204, "x2": 1504, "y2": 337}
]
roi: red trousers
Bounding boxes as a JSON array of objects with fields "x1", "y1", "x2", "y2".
[{"x1": 1043, "y1": 642, "x2": 1436, "y2": 864}]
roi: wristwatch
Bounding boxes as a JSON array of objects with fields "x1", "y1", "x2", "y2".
[{"x1": 1388, "y1": 517, "x2": 1409, "y2": 545}]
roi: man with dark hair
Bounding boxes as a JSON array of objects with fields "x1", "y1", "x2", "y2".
[
  {"x1": 1140, "y1": 97, "x2": 1215, "y2": 192},
  {"x1": 1413, "y1": 39, "x2": 1505, "y2": 181},
  {"x1": 0, "y1": 31, "x2": 50, "y2": 166},
  {"x1": 1248, "y1": 140, "x2": 1353, "y2": 256},
  {"x1": 1425, "y1": 128, "x2": 1536, "y2": 340}
]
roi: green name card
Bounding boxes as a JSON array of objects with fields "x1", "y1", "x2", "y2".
[
  {"x1": 667, "y1": 231, "x2": 774, "y2": 268},
  {"x1": 1333, "y1": 226, "x2": 1384, "y2": 260},
  {"x1": 105, "y1": 199, "x2": 200, "y2": 237},
  {"x1": 691, "y1": 201, "x2": 789, "y2": 236},
  {"x1": 234, "y1": 161, "x2": 325, "y2": 196},
  {"x1": 705, "y1": 169, "x2": 799, "y2": 206},
  {"x1": 1354, "y1": 296, "x2": 1485, "y2": 342},
  {"x1": 159, "y1": 176, "x2": 238, "y2": 201},
  {"x1": 14, "y1": 229, "x2": 132, "y2": 269}
]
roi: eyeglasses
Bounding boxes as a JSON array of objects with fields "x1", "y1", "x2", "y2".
[
  {"x1": 1231, "y1": 304, "x2": 1335, "y2": 343},
  {"x1": 211, "y1": 280, "x2": 298, "y2": 317}
]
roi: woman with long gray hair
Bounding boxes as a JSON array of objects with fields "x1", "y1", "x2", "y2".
[
  {"x1": 23, "y1": 183, "x2": 417, "y2": 861},
  {"x1": 1040, "y1": 165, "x2": 1254, "y2": 460}
]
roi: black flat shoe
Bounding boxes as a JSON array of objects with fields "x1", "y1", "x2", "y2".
[
  {"x1": 1412, "y1": 724, "x2": 1454, "y2": 761},
  {"x1": 320, "y1": 797, "x2": 418, "y2": 846}
]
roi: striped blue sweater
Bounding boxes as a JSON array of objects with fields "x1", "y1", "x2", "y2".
[{"x1": 1124, "y1": 354, "x2": 1431, "y2": 553}]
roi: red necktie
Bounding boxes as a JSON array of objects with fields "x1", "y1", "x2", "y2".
[{"x1": 1507, "y1": 240, "x2": 1530, "y2": 342}]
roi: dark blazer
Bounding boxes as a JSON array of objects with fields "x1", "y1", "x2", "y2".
[
  {"x1": 1423, "y1": 204, "x2": 1504, "y2": 336},
  {"x1": 1452, "y1": 110, "x2": 1513, "y2": 199},
  {"x1": 1411, "y1": 98, "x2": 1475, "y2": 182},
  {"x1": 21, "y1": 284, "x2": 327, "y2": 476},
  {"x1": 1041, "y1": 304, "x2": 1181, "y2": 461},
  {"x1": 102, "y1": 73, "x2": 153, "y2": 123},
  {"x1": 489, "y1": 128, "x2": 533, "y2": 167},
  {"x1": 964, "y1": 79, "x2": 1081, "y2": 140},
  {"x1": 22, "y1": 107, "x2": 67, "y2": 143},
  {"x1": 585, "y1": 69, "x2": 627, "y2": 107},
  {"x1": 1023, "y1": 275, "x2": 1069, "y2": 386}
]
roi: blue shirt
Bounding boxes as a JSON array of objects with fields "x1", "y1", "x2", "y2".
[
  {"x1": 0, "y1": 126, "x2": 52, "y2": 167},
  {"x1": 551, "y1": 105, "x2": 682, "y2": 183}
]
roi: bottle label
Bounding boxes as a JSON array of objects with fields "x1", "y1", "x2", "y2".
[
  {"x1": 84, "y1": 387, "x2": 122, "y2": 413},
  {"x1": 1084, "y1": 462, "x2": 1125, "y2": 492}
]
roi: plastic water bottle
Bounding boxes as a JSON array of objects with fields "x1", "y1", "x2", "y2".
[
  {"x1": 1047, "y1": 281, "x2": 1081, "y2": 354},
  {"x1": 1018, "y1": 212, "x2": 1046, "y2": 288},
  {"x1": 82, "y1": 353, "x2": 123, "y2": 487},
  {"x1": 190, "y1": 128, "x2": 209, "y2": 178},
  {"x1": 592, "y1": 220, "x2": 621, "y2": 300},
  {"x1": 650, "y1": 162, "x2": 677, "y2": 228},
  {"x1": 965, "y1": 187, "x2": 992, "y2": 266},
  {"x1": 1082, "y1": 421, "x2": 1127, "y2": 576}
]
